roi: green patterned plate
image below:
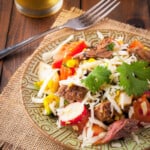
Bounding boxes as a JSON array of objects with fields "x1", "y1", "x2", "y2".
[{"x1": 21, "y1": 29, "x2": 150, "y2": 150}]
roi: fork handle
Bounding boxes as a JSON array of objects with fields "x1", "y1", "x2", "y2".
[{"x1": 0, "y1": 25, "x2": 65, "y2": 59}]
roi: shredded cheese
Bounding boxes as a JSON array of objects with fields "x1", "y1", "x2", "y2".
[
  {"x1": 37, "y1": 70, "x2": 57, "y2": 97},
  {"x1": 103, "y1": 85, "x2": 122, "y2": 114},
  {"x1": 141, "y1": 101, "x2": 148, "y2": 116},
  {"x1": 59, "y1": 97, "x2": 65, "y2": 108},
  {"x1": 49, "y1": 101, "x2": 57, "y2": 116},
  {"x1": 128, "y1": 106, "x2": 134, "y2": 118},
  {"x1": 119, "y1": 92, "x2": 132, "y2": 109}
]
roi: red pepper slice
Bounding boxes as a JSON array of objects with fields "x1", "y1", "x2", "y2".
[
  {"x1": 67, "y1": 41, "x2": 87, "y2": 57},
  {"x1": 52, "y1": 59, "x2": 63, "y2": 69},
  {"x1": 52, "y1": 41, "x2": 87, "y2": 69},
  {"x1": 60, "y1": 65, "x2": 75, "y2": 80}
]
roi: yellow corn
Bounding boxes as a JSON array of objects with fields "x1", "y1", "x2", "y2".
[
  {"x1": 115, "y1": 90, "x2": 120, "y2": 105},
  {"x1": 88, "y1": 58, "x2": 95, "y2": 62},
  {"x1": 43, "y1": 93, "x2": 60, "y2": 115},
  {"x1": 46, "y1": 72, "x2": 59, "y2": 93},
  {"x1": 66, "y1": 59, "x2": 78, "y2": 68},
  {"x1": 83, "y1": 58, "x2": 95, "y2": 64}
]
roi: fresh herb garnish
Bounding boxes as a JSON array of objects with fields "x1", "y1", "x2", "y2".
[
  {"x1": 117, "y1": 61, "x2": 150, "y2": 96},
  {"x1": 81, "y1": 66, "x2": 111, "y2": 93},
  {"x1": 106, "y1": 42, "x2": 115, "y2": 51}
]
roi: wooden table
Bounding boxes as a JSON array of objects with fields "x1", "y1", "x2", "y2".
[{"x1": 0, "y1": 0, "x2": 150, "y2": 93}]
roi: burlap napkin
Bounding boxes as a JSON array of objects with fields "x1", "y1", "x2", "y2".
[{"x1": 1, "y1": 8, "x2": 150, "y2": 150}]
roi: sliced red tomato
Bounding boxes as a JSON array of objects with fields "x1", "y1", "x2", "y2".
[
  {"x1": 52, "y1": 41, "x2": 87, "y2": 69},
  {"x1": 133, "y1": 92, "x2": 150, "y2": 122}
]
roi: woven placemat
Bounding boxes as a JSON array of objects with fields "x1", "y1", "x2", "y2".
[{"x1": 1, "y1": 7, "x2": 150, "y2": 150}]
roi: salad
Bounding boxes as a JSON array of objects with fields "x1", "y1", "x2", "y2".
[{"x1": 32, "y1": 32, "x2": 150, "y2": 147}]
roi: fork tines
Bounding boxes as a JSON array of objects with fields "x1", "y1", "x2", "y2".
[{"x1": 79, "y1": 0, "x2": 120, "y2": 25}]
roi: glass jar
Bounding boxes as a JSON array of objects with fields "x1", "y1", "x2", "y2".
[{"x1": 15, "y1": 0, "x2": 63, "y2": 18}]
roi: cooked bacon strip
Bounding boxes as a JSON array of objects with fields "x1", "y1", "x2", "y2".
[{"x1": 75, "y1": 38, "x2": 113, "y2": 60}]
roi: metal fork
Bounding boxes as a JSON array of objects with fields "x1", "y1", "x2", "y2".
[{"x1": 0, "y1": 0, "x2": 120, "y2": 59}]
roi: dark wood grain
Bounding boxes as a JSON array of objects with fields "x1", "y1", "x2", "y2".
[
  {"x1": 0, "y1": 0, "x2": 150, "y2": 92},
  {"x1": 81, "y1": 0, "x2": 99, "y2": 10},
  {"x1": 0, "y1": 0, "x2": 13, "y2": 86},
  {"x1": 107, "y1": 0, "x2": 150, "y2": 29},
  {"x1": 82, "y1": 0, "x2": 150, "y2": 29}
]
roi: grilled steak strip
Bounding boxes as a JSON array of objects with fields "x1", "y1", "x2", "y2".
[
  {"x1": 99, "y1": 119, "x2": 139, "y2": 144},
  {"x1": 57, "y1": 85, "x2": 88, "y2": 103},
  {"x1": 75, "y1": 37, "x2": 113, "y2": 60},
  {"x1": 128, "y1": 47, "x2": 150, "y2": 62}
]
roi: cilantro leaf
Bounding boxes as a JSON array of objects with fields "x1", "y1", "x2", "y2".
[
  {"x1": 81, "y1": 66, "x2": 111, "y2": 93},
  {"x1": 106, "y1": 42, "x2": 115, "y2": 51},
  {"x1": 117, "y1": 61, "x2": 150, "y2": 96}
]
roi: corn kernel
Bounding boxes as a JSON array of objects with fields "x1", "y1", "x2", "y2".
[
  {"x1": 66, "y1": 59, "x2": 78, "y2": 68},
  {"x1": 46, "y1": 72, "x2": 59, "y2": 93},
  {"x1": 88, "y1": 58, "x2": 96, "y2": 62},
  {"x1": 43, "y1": 93, "x2": 60, "y2": 115},
  {"x1": 83, "y1": 58, "x2": 95, "y2": 64}
]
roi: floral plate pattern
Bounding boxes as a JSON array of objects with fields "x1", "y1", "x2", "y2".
[{"x1": 21, "y1": 29, "x2": 150, "y2": 150}]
